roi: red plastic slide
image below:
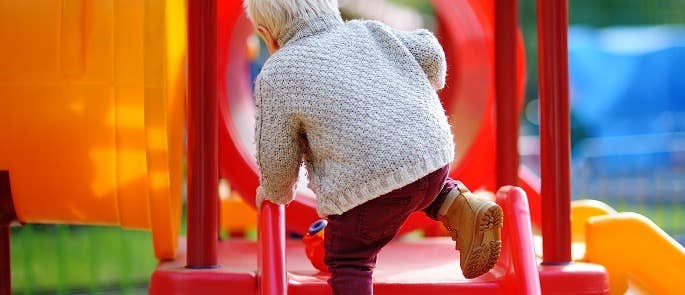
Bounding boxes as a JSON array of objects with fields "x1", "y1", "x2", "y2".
[{"x1": 216, "y1": 0, "x2": 540, "y2": 235}]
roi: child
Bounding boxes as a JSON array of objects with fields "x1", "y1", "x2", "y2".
[{"x1": 244, "y1": 0, "x2": 503, "y2": 294}]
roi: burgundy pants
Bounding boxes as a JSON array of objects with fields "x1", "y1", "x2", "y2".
[{"x1": 323, "y1": 165, "x2": 460, "y2": 295}]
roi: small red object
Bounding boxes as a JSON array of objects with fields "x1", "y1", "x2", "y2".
[{"x1": 303, "y1": 219, "x2": 328, "y2": 273}]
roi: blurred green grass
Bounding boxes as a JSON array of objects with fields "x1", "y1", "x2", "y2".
[
  {"x1": 612, "y1": 202, "x2": 683, "y2": 237},
  {"x1": 387, "y1": 0, "x2": 432, "y2": 14},
  {"x1": 10, "y1": 225, "x2": 156, "y2": 294}
]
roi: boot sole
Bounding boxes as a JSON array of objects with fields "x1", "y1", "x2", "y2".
[{"x1": 461, "y1": 204, "x2": 503, "y2": 279}]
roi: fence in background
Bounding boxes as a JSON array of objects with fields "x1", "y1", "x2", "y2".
[{"x1": 572, "y1": 133, "x2": 685, "y2": 244}]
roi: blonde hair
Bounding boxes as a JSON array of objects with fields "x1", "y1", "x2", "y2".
[{"x1": 244, "y1": 0, "x2": 340, "y2": 41}]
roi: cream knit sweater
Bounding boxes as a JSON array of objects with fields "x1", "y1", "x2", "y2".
[{"x1": 255, "y1": 13, "x2": 455, "y2": 217}]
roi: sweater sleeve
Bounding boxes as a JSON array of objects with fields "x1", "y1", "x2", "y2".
[
  {"x1": 392, "y1": 28, "x2": 447, "y2": 90},
  {"x1": 254, "y1": 75, "x2": 302, "y2": 208}
]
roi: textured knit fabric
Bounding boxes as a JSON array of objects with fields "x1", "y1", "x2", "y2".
[{"x1": 255, "y1": 12, "x2": 455, "y2": 217}]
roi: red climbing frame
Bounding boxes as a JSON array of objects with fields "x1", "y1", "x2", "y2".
[{"x1": 160, "y1": 0, "x2": 604, "y2": 294}]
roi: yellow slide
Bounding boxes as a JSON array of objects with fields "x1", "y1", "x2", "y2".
[
  {"x1": 572, "y1": 200, "x2": 685, "y2": 295},
  {"x1": 0, "y1": 0, "x2": 186, "y2": 260}
]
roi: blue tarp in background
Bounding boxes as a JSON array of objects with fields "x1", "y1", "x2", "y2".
[
  {"x1": 569, "y1": 26, "x2": 685, "y2": 137},
  {"x1": 568, "y1": 26, "x2": 685, "y2": 202}
]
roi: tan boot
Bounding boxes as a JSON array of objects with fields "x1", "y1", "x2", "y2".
[{"x1": 438, "y1": 182, "x2": 503, "y2": 279}]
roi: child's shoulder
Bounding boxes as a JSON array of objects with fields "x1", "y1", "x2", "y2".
[
  {"x1": 258, "y1": 51, "x2": 293, "y2": 79},
  {"x1": 345, "y1": 18, "x2": 393, "y2": 33},
  {"x1": 255, "y1": 52, "x2": 303, "y2": 90}
]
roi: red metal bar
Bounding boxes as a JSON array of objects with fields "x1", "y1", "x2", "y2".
[
  {"x1": 186, "y1": 0, "x2": 219, "y2": 268},
  {"x1": 537, "y1": 0, "x2": 572, "y2": 264},
  {"x1": 494, "y1": 0, "x2": 520, "y2": 188},
  {"x1": 257, "y1": 202, "x2": 287, "y2": 295},
  {"x1": 1, "y1": 171, "x2": 16, "y2": 295}
]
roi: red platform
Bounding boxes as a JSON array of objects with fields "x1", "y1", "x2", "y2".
[
  {"x1": 152, "y1": 238, "x2": 500, "y2": 295},
  {"x1": 150, "y1": 187, "x2": 609, "y2": 295},
  {"x1": 150, "y1": 238, "x2": 608, "y2": 295}
]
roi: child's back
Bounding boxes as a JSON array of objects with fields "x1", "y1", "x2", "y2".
[{"x1": 255, "y1": 13, "x2": 454, "y2": 217}]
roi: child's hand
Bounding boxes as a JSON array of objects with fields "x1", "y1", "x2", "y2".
[
  {"x1": 256, "y1": 187, "x2": 266, "y2": 212},
  {"x1": 255, "y1": 185, "x2": 295, "y2": 211}
]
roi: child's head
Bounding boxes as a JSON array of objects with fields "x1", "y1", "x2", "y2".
[{"x1": 244, "y1": 0, "x2": 340, "y2": 53}]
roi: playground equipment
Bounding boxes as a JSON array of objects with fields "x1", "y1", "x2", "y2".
[
  {"x1": 0, "y1": 0, "x2": 185, "y2": 261},
  {"x1": 1, "y1": 0, "x2": 683, "y2": 294},
  {"x1": 153, "y1": 0, "x2": 606, "y2": 294},
  {"x1": 151, "y1": 187, "x2": 548, "y2": 295},
  {"x1": 571, "y1": 200, "x2": 685, "y2": 295}
]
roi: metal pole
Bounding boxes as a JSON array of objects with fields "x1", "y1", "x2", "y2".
[
  {"x1": 186, "y1": 0, "x2": 219, "y2": 268},
  {"x1": 495, "y1": 0, "x2": 520, "y2": 188},
  {"x1": 537, "y1": 0, "x2": 572, "y2": 264}
]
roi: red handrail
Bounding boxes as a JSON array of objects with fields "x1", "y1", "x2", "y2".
[
  {"x1": 537, "y1": 0, "x2": 572, "y2": 263},
  {"x1": 258, "y1": 202, "x2": 288, "y2": 295},
  {"x1": 497, "y1": 186, "x2": 542, "y2": 294},
  {"x1": 494, "y1": 0, "x2": 521, "y2": 188},
  {"x1": 187, "y1": 0, "x2": 219, "y2": 268}
]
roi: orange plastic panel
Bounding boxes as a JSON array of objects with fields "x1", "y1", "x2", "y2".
[
  {"x1": 0, "y1": 0, "x2": 185, "y2": 260},
  {"x1": 220, "y1": 192, "x2": 258, "y2": 234}
]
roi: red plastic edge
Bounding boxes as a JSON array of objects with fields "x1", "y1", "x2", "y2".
[
  {"x1": 538, "y1": 263, "x2": 610, "y2": 295},
  {"x1": 150, "y1": 269, "x2": 255, "y2": 295},
  {"x1": 258, "y1": 202, "x2": 288, "y2": 295}
]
